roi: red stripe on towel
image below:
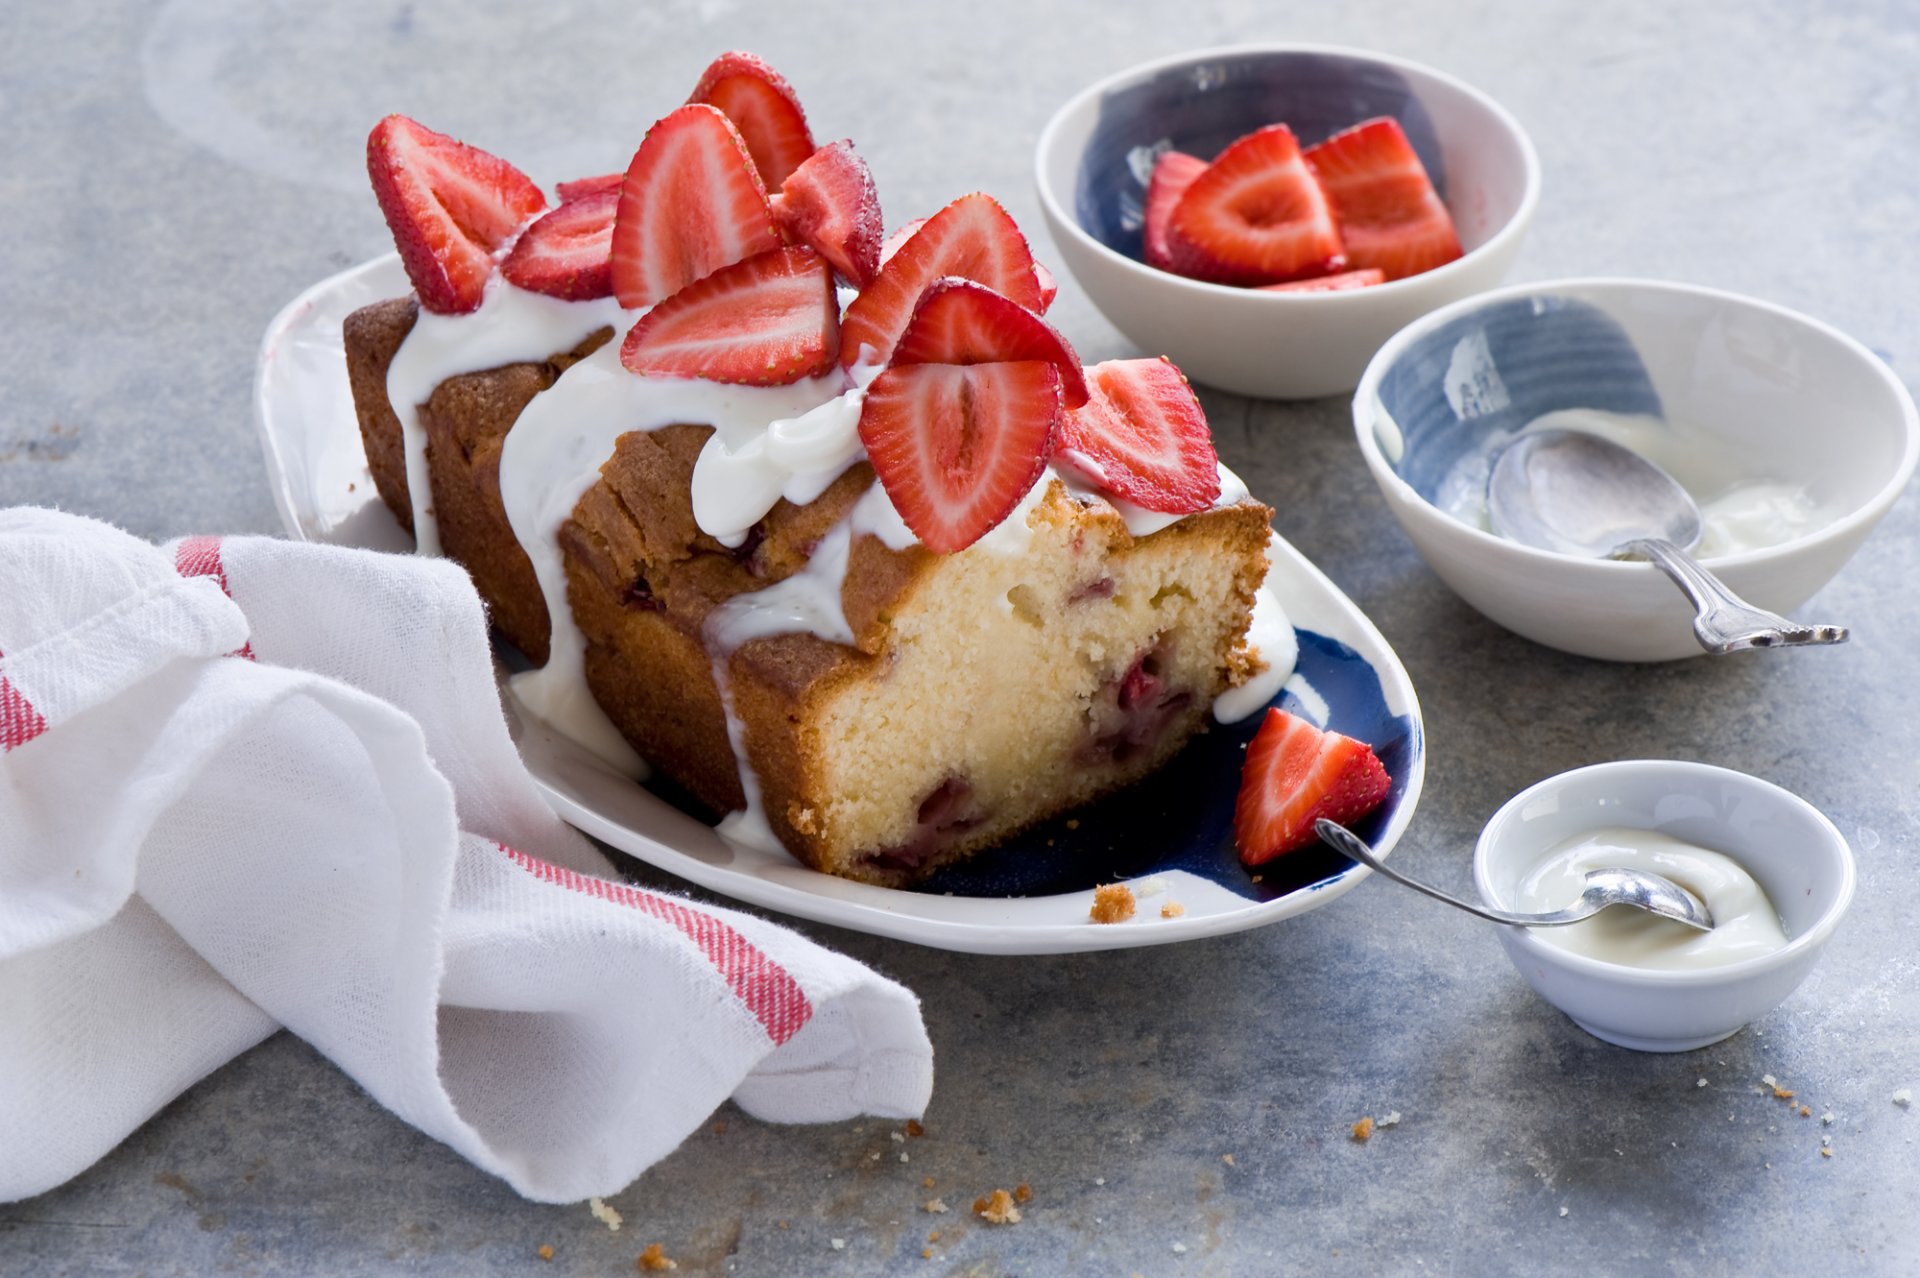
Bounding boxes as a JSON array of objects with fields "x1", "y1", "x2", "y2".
[
  {"x1": 497, "y1": 843, "x2": 813, "y2": 1045},
  {"x1": 0, "y1": 647, "x2": 47, "y2": 753},
  {"x1": 173, "y1": 535, "x2": 255, "y2": 660}
]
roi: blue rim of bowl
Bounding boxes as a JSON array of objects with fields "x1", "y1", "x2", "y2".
[
  {"x1": 1470, "y1": 759, "x2": 1857, "y2": 987},
  {"x1": 1032, "y1": 42, "x2": 1542, "y2": 303},
  {"x1": 1352, "y1": 276, "x2": 1920, "y2": 574}
]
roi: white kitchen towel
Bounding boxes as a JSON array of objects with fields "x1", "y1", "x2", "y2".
[{"x1": 0, "y1": 507, "x2": 933, "y2": 1204}]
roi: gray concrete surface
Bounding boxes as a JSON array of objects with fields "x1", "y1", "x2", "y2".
[{"x1": 5, "y1": 0, "x2": 1919, "y2": 1273}]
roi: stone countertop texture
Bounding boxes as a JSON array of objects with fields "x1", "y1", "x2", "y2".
[{"x1": 5, "y1": 0, "x2": 1919, "y2": 1273}]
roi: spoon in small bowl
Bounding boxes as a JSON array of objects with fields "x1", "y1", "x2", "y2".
[
  {"x1": 1485, "y1": 428, "x2": 1848, "y2": 655},
  {"x1": 1315, "y1": 819, "x2": 1715, "y2": 932}
]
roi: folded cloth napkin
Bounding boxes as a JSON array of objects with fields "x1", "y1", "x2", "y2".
[{"x1": 0, "y1": 507, "x2": 933, "y2": 1204}]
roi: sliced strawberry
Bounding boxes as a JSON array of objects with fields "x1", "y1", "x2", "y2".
[
  {"x1": 1166, "y1": 124, "x2": 1344, "y2": 285},
  {"x1": 1057, "y1": 357, "x2": 1219, "y2": 514},
  {"x1": 689, "y1": 50, "x2": 815, "y2": 189},
  {"x1": 619, "y1": 245, "x2": 837, "y2": 385},
  {"x1": 501, "y1": 191, "x2": 617, "y2": 300},
  {"x1": 879, "y1": 217, "x2": 928, "y2": 265},
  {"x1": 556, "y1": 172, "x2": 622, "y2": 203},
  {"x1": 890, "y1": 278, "x2": 1088, "y2": 406},
  {"x1": 1033, "y1": 259, "x2": 1058, "y2": 313},
  {"x1": 771, "y1": 139, "x2": 882, "y2": 287},
  {"x1": 610, "y1": 104, "x2": 782, "y2": 309},
  {"x1": 839, "y1": 193, "x2": 1045, "y2": 369},
  {"x1": 1304, "y1": 117, "x2": 1462, "y2": 281},
  {"x1": 858, "y1": 360, "x2": 1061, "y2": 553},
  {"x1": 366, "y1": 115, "x2": 547, "y2": 314},
  {"x1": 1258, "y1": 268, "x2": 1386, "y2": 293},
  {"x1": 1142, "y1": 150, "x2": 1206, "y2": 271},
  {"x1": 1233, "y1": 708, "x2": 1391, "y2": 866}
]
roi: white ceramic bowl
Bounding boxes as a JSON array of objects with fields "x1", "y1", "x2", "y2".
[
  {"x1": 1034, "y1": 44, "x2": 1539, "y2": 400},
  {"x1": 1354, "y1": 279, "x2": 1920, "y2": 661},
  {"x1": 1474, "y1": 760, "x2": 1854, "y2": 1053}
]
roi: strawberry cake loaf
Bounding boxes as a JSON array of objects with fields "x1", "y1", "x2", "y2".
[{"x1": 343, "y1": 52, "x2": 1295, "y2": 886}]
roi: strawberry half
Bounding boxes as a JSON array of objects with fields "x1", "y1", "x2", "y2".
[
  {"x1": 839, "y1": 193, "x2": 1045, "y2": 369},
  {"x1": 772, "y1": 139, "x2": 882, "y2": 287},
  {"x1": 1057, "y1": 357, "x2": 1219, "y2": 514},
  {"x1": 1233, "y1": 708, "x2": 1391, "y2": 866},
  {"x1": 1304, "y1": 117, "x2": 1463, "y2": 281},
  {"x1": 610, "y1": 104, "x2": 782, "y2": 309},
  {"x1": 1258, "y1": 268, "x2": 1386, "y2": 293},
  {"x1": 556, "y1": 173, "x2": 622, "y2": 203},
  {"x1": 1142, "y1": 150, "x2": 1206, "y2": 271},
  {"x1": 366, "y1": 115, "x2": 547, "y2": 314},
  {"x1": 502, "y1": 190, "x2": 617, "y2": 300},
  {"x1": 689, "y1": 50, "x2": 815, "y2": 189},
  {"x1": 890, "y1": 278, "x2": 1088, "y2": 407},
  {"x1": 858, "y1": 360, "x2": 1062, "y2": 553},
  {"x1": 619, "y1": 245, "x2": 838, "y2": 385},
  {"x1": 1166, "y1": 124, "x2": 1344, "y2": 285}
]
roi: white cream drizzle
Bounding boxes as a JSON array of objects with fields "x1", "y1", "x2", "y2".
[
  {"x1": 381, "y1": 276, "x2": 1286, "y2": 828},
  {"x1": 386, "y1": 280, "x2": 626, "y2": 556}
]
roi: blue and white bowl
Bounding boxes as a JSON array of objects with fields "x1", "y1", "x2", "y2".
[
  {"x1": 1354, "y1": 279, "x2": 1920, "y2": 661},
  {"x1": 1035, "y1": 44, "x2": 1539, "y2": 399}
]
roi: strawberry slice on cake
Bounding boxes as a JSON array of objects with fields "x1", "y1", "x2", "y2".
[
  {"x1": 1166, "y1": 124, "x2": 1344, "y2": 285},
  {"x1": 1234, "y1": 709, "x2": 1391, "y2": 864},
  {"x1": 502, "y1": 191, "x2": 617, "y2": 301},
  {"x1": 1057, "y1": 357, "x2": 1220, "y2": 515},
  {"x1": 889, "y1": 278, "x2": 1088, "y2": 406},
  {"x1": 1303, "y1": 117, "x2": 1462, "y2": 281},
  {"x1": 840, "y1": 193, "x2": 1048, "y2": 369},
  {"x1": 366, "y1": 115, "x2": 548, "y2": 314},
  {"x1": 771, "y1": 139, "x2": 883, "y2": 288},
  {"x1": 689, "y1": 50, "x2": 816, "y2": 189},
  {"x1": 858, "y1": 360, "x2": 1064, "y2": 554},
  {"x1": 619, "y1": 245, "x2": 839, "y2": 384},
  {"x1": 610, "y1": 104, "x2": 783, "y2": 309}
]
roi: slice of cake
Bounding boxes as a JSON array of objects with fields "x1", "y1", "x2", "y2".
[{"x1": 343, "y1": 53, "x2": 1282, "y2": 886}]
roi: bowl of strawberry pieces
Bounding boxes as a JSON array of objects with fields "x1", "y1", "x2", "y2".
[{"x1": 1035, "y1": 44, "x2": 1539, "y2": 399}]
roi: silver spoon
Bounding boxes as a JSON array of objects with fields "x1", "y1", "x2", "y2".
[
  {"x1": 1315, "y1": 819, "x2": 1715, "y2": 932},
  {"x1": 1486, "y1": 428, "x2": 1848, "y2": 655}
]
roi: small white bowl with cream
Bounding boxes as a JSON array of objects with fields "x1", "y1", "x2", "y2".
[
  {"x1": 1353, "y1": 279, "x2": 1919, "y2": 661},
  {"x1": 1474, "y1": 759, "x2": 1854, "y2": 1052}
]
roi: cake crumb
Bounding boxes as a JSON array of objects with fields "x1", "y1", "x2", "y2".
[
  {"x1": 1066, "y1": 818, "x2": 1080, "y2": 830},
  {"x1": 905, "y1": 1119, "x2": 926, "y2": 1138},
  {"x1": 1161, "y1": 902, "x2": 1186, "y2": 919},
  {"x1": 921, "y1": 1176, "x2": 936, "y2": 1189},
  {"x1": 589, "y1": 1198, "x2": 623, "y2": 1232},
  {"x1": 637, "y1": 1242, "x2": 677, "y2": 1271},
  {"x1": 538, "y1": 1244, "x2": 554, "y2": 1262},
  {"x1": 1378, "y1": 1112, "x2": 1402, "y2": 1128},
  {"x1": 1799, "y1": 1105, "x2": 1811, "y2": 1117},
  {"x1": 1821, "y1": 1148, "x2": 1833, "y2": 1159},
  {"x1": 1172, "y1": 1241, "x2": 1189, "y2": 1254},
  {"x1": 1774, "y1": 1086, "x2": 1795, "y2": 1100},
  {"x1": 1696, "y1": 1078, "x2": 1708, "y2": 1088},
  {"x1": 1250, "y1": 874, "x2": 1264, "y2": 884},
  {"x1": 922, "y1": 1248, "x2": 934, "y2": 1260},
  {"x1": 1132, "y1": 875, "x2": 1166, "y2": 898},
  {"x1": 1351, "y1": 1117, "x2": 1375, "y2": 1143},
  {"x1": 1014, "y1": 1183, "x2": 1033, "y2": 1203},
  {"x1": 923, "y1": 1198, "x2": 949, "y2": 1214},
  {"x1": 1558, "y1": 1206, "x2": 1569, "y2": 1218},
  {"x1": 776, "y1": 1220, "x2": 789, "y2": 1230},
  {"x1": 1222, "y1": 1154, "x2": 1235, "y2": 1166},
  {"x1": 1822, "y1": 1110, "x2": 1836, "y2": 1125},
  {"x1": 1094, "y1": 1177, "x2": 1106, "y2": 1186},
  {"x1": 711, "y1": 1121, "x2": 728, "y2": 1134},
  {"x1": 973, "y1": 1189, "x2": 1022, "y2": 1224},
  {"x1": 1894, "y1": 1088, "x2": 1913, "y2": 1107},
  {"x1": 830, "y1": 1238, "x2": 846, "y2": 1250},
  {"x1": 928, "y1": 1231, "x2": 940, "y2": 1243},
  {"x1": 1090, "y1": 883, "x2": 1136, "y2": 924}
]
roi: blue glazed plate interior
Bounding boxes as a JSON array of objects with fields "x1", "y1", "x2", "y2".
[
  {"x1": 1373, "y1": 295, "x2": 1667, "y2": 504},
  {"x1": 1076, "y1": 51, "x2": 1445, "y2": 262}
]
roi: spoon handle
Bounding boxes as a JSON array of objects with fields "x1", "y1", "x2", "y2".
[
  {"x1": 1314, "y1": 820, "x2": 1596, "y2": 928},
  {"x1": 1620, "y1": 538, "x2": 1849, "y2": 655}
]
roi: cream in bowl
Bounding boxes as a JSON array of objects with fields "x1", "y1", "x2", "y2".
[{"x1": 1474, "y1": 760, "x2": 1854, "y2": 1052}]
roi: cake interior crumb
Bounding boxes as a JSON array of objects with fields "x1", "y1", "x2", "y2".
[
  {"x1": 974, "y1": 1189, "x2": 1023, "y2": 1224},
  {"x1": 589, "y1": 1197, "x2": 623, "y2": 1232},
  {"x1": 1090, "y1": 883, "x2": 1136, "y2": 924}
]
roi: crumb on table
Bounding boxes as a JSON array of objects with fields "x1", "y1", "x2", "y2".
[
  {"x1": 1014, "y1": 1183, "x2": 1033, "y2": 1203},
  {"x1": 637, "y1": 1242, "x2": 677, "y2": 1271},
  {"x1": 1351, "y1": 1116, "x2": 1375, "y2": 1143},
  {"x1": 537, "y1": 1244, "x2": 554, "y2": 1262},
  {"x1": 1090, "y1": 883, "x2": 1136, "y2": 924},
  {"x1": 589, "y1": 1197, "x2": 623, "y2": 1232},
  {"x1": 974, "y1": 1188, "x2": 1023, "y2": 1224}
]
